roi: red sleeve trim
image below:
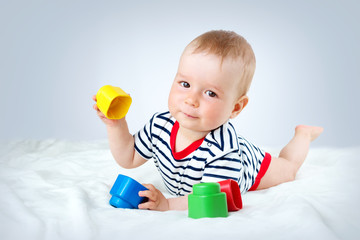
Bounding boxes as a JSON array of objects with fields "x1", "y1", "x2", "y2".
[{"x1": 249, "y1": 152, "x2": 272, "y2": 191}]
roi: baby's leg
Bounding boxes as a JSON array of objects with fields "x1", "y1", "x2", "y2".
[{"x1": 257, "y1": 125, "x2": 323, "y2": 190}]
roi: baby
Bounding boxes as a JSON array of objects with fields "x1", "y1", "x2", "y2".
[{"x1": 93, "y1": 30, "x2": 323, "y2": 211}]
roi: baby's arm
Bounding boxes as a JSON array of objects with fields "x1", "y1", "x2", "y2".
[
  {"x1": 93, "y1": 95, "x2": 146, "y2": 169},
  {"x1": 138, "y1": 184, "x2": 188, "y2": 211}
]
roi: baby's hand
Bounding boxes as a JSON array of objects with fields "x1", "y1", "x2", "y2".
[
  {"x1": 138, "y1": 184, "x2": 169, "y2": 211},
  {"x1": 92, "y1": 95, "x2": 123, "y2": 127}
]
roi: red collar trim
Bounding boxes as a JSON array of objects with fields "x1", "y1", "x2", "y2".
[{"x1": 170, "y1": 121, "x2": 205, "y2": 160}]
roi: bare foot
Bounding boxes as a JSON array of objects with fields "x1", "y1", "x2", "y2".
[{"x1": 295, "y1": 125, "x2": 324, "y2": 142}]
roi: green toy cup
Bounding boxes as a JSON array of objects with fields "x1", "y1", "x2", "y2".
[{"x1": 188, "y1": 182, "x2": 228, "y2": 219}]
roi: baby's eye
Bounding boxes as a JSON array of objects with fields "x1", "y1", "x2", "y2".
[
  {"x1": 180, "y1": 81, "x2": 190, "y2": 88},
  {"x1": 205, "y1": 90, "x2": 217, "y2": 98}
]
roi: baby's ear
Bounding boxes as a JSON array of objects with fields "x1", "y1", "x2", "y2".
[{"x1": 230, "y1": 95, "x2": 248, "y2": 119}]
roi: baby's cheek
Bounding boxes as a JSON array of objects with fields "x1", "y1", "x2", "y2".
[
  {"x1": 210, "y1": 105, "x2": 229, "y2": 122},
  {"x1": 204, "y1": 106, "x2": 225, "y2": 127}
]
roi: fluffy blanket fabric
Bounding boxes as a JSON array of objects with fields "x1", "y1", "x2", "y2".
[{"x1": 0, "y1": 140, "x2": 359, "y2": 240}]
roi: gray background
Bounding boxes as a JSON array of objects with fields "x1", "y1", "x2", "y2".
[{"x1": 1, "y1": 0, "x2": 359, "y2": 147}]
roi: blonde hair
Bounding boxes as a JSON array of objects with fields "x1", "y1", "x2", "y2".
[{"x1": 187, "y1": 30, "x2": 256, "y2": 96}]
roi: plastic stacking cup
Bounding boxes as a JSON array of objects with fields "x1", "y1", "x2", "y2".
[
  {"x1": 109, "y1": 174, "x2": 148, "y2": 209},
  {"x1": 96, "y1": 85, "x2": 132, "y2": 119},
  {"x1": 188, "y1": 182, "x2": 228, "y2": 219},
  {"x1": 219, "y1": 179, "x2": 243, "y2": 211}
]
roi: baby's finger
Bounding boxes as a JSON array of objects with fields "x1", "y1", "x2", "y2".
[
  {"x1": 138, "y1": 201, "x2": 156, "y2": 210},
  {"x1": 139, "y1": 190, "x2": 156, "y2": 201},
  {"x1": 93, "y1": 103, "x2": 103, "y2": 113},
  {"x1": 98, "y1": 112, "x2": 107, "y2": 120},
  {"x1": 92, "y1": 95, "x2": 97, "y2": 101},
  {"x1": 142, "y1": 184, "x2": 156, "y2": 191}
]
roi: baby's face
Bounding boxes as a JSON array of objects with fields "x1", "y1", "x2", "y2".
[{"x1": 168, "y1": 48, "x2": 243, "y2": 134}]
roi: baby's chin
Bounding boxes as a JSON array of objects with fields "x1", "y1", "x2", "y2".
[
  {"x1": 169, "y1": 108, "x2": 225, "y2": 131},
  {"x1": 180, "y1": 119, "x2": 219, "y2": 133}
]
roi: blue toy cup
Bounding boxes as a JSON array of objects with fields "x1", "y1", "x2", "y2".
[{"x1": 109, "y1": 174, "x2": 148, "y2": 209}]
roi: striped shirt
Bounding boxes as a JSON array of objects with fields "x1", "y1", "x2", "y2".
[{"x1": 134, "y1": 111, "x2": 271, "y2": 196}]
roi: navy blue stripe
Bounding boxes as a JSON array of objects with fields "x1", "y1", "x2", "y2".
[
  {"x1": 243, "y1": 139, "x2": 260, "y2": 171},
  {"x1": 158, "y1": 111, "x2": 170, "y2": 118},
  {"x1": 134, "y1": 144, "x2": 152, "y2": 159},
  {"x1": 220, "y1": 157, "x2": 241, "y2": 163},
  {"x1": 158, "y1": 159, "x2": 203, "y2": 181},
  {"x1": 143, "y1": 127, "x2": 152, "y2": 144},
  {"x1": 239, "y1": 141, "x2": 253, "y2": 158},
  {"x1": 152, "y1": 134, "x2": 171, "y2": 152},
  {"x1": 219, "y1": 125, "x2": 224, "y2": 151},
  {"x1": 248, "y1": 172, "x2": 254, "y2": 183},
  {"x1": 185, "y1": 165, "x2": 204, "y2": 172},
  {"x1": 154, "y1": 145, "x2": 185, "y2": 169},
  {"x1": 178, "y1": 188, "x2": 192, "y2": 196},
  {"x1": 154, "y1": 123, "x2": 171, "y2": 136},
  {"x1": 170, "y1": 155, "x2": 192, "y2": 162},
  {"x1": 205, "y1": 138, "x2": 220, "y2": 150},
  {"x1": 254, "y1": 145, "x2": 265, "y2": 158},
  {"x1": 198, "y1": 147, "x2": 215, "y2": 157},
  {"x1": 160, "y1": 172, "x2": 178, "y2": 191},
  {"x1": 219, "y1": 149, "x2": 240, "y2": 158},
  {"x1": 137, "y1": 132, "x2": 153, "y2": 154},
  {"x1": 239, "y1": 141, "x2": 256, "y2": 168},
  {"x1": 157, "y1": 115, "x2": 174, "y2": 125},
  {"x1": 205, "y1": 165, "x2": 240, "y2": 172},
  {"x1": 207, "y1": 149, "x2": 241, "y2": 163},
  {"x1": 162, "y1": 178, "x2": 177, "y2": 195},
  {"x1": 171, "y1": 155, "x2": 207, "y2": 163},
  {"x1": 192, "y1": 156, "x2": 207, "y2": 162},
  {"x1": 158, "y1": 162, "x2": 202, "y2": 182},
  {"x1": 154, "y1": 148, "x2": 204, "y2": 176},
  {"x1": 165, "y1": 184, "x2": 191, "y2": 196},
  {"x1": 153, "y1": 158, "x2": 159, "y2": 167},
  {"x1": 202, "y1": 173, "x2": 238, "y2": 181},
  {"x1": 149, "y1": 113, "x2": 155, "y2": 136},
  {"x1": 156, "y1": 160, "x2": 197, "y2": 190},
  {"x1": 228, "y1": 129, "x2": 233, "y2": 149},
  {"x1": 245, "y1": 139, "x2": 257, "y2": 167},
  {"x1": 164, "y1": 185, "x2": 191, "y2": 197},
  {"x1": 229, "y1": 124, "x2": 239, "y2": 152},
  {"x1": 228, "y1": 122, "x2": 236, "y2": 132},
  {"x1": 206, "y1": 125, "x2": 225, "y2": 151},
  {"x1": 242, "y1": 155, "x2": 249, "y2": 167},
  {"x1": 231, "y1": 124, "x2": 242, "y2": 155}
]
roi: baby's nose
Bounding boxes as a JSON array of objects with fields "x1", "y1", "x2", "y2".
[{"x1": 185, "y1": 93, "x2": 199, "y2": 108}]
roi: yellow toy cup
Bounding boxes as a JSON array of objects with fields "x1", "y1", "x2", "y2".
[{"x1": 96, "y1": 85, "x2": 132, "y2": 119}]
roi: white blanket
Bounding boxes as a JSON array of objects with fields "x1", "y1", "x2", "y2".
[{"x1": 0, "y1": 140, "x2": 359, "y2": 240}]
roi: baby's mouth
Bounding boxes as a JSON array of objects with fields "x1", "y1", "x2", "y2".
[{"x1": 182, "y1": 112, "x2": 198, "y2": 119}]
